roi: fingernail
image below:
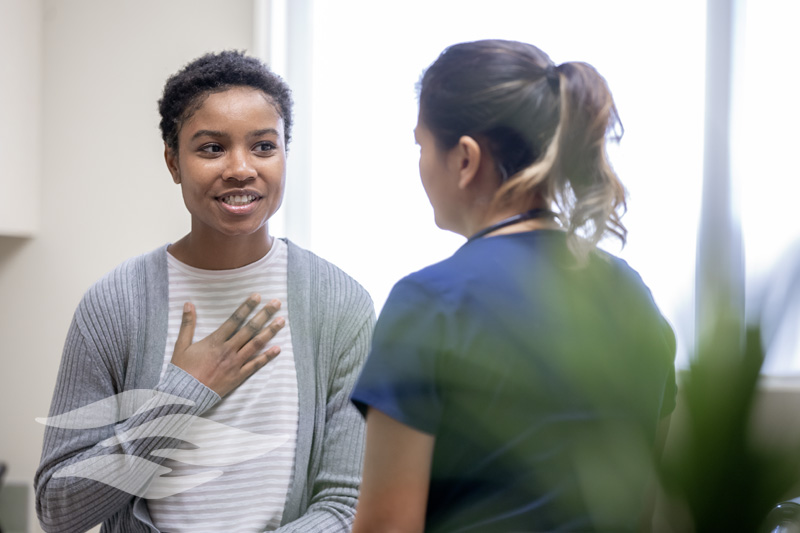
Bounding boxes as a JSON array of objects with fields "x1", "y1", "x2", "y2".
[
  {"x1": 276, "y1": 317, "x2": 285, "y2": 327},
  {"x1": 183, "y1": 302, "x2": 191, "y2": 313}
]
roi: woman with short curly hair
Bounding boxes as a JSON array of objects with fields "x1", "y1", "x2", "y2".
[{"x1": 36, "y1": 50, "x2": 374, "y2": 533}]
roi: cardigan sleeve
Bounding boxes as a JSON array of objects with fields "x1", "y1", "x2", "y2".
[{"x1": 35, "y1": 269, "x2": 220, "y2": 533}]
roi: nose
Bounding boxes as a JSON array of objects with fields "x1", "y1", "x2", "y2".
[{"x1": 224, "y1": 148, "x2": 256, "y2": 183}]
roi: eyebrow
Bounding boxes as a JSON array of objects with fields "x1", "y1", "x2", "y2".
[
  {"x1": 190, "y1": 128, "x2": 280, "y2": 141},
  {"x1": 251, "y1": 128, "x2": 280, "y2": 138},
  {"x1": 191, "y1": 129, "x2": 226, "y2": 141}
]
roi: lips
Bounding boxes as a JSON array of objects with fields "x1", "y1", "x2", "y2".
[
  {"x1": 216, "y1": 190, "x2": 263, "y2": 213},
  {"x1": 221, "y1": 194, "x2": 258, "y2": 206}
]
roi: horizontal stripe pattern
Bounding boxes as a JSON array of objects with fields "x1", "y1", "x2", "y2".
[{"x1": 148, "y1": 240, "x2": 298, "y2": 532}]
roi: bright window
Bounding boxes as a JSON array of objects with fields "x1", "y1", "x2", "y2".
[
  {"x1": 301, "y1": 0, "x2": 706, "y2": 367},
  {"x1": 266, "y1": 0, "x2": 711, "y2": 366},
  {"x1": 735, "y1": 0, "x2": 800, "y2": 374}
]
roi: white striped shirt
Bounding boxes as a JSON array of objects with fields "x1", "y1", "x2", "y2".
[{"x1": 148, "y1": 239, "x2": 298, "y2": 532}]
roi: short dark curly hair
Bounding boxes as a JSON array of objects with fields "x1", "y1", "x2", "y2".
[{"x1": 158, "y1": 50, "x2": 293, "y2": 152}]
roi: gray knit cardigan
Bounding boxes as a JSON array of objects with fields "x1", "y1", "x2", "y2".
[{"x1": 35, "y1": 240, "x2": 375, "y2": 532}]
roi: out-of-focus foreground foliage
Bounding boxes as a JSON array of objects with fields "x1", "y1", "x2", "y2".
[{"x1": 656, "y1": 317, "x2": 800, "y2": 532}]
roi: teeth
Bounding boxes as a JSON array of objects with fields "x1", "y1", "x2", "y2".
[{"x1": 222, "y1": 195, "x2": 257, "y2": 206}]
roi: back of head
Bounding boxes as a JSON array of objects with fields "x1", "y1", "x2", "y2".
[
  {"x1": 418, "y1": 39, "x2": 627, "y2": 260},
  {"x1": 158, "y1": 50, "x2": 293, "y2": 153}
]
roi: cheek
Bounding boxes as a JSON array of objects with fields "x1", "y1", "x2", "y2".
[
  {"x1": 268, "y1": 176, "x2": 286, "y2": 208},
  {"x1": 266, "y1": 161, "x2": 287, "y2": 190},
  {"x1": 419, "y1": 154, "x2": 444, "y2": 197},
  {"x1": 418, "y1": 153, "x2": 433, "y2": 186}
]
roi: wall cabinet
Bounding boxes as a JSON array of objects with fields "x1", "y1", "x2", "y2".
[{"x1": 0, "y1": 0, "x2": 42, "y2": 237}]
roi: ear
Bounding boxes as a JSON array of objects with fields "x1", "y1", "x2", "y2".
[
  {"x1": 452, "y1": 135, "x2": 482, "y2": 190},
  {"x1": 164, "y1": 144, "x2": 181, "y2": 184}
]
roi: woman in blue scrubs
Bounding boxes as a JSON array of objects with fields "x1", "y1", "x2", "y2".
[{"x1": 352, "y1": 39, "x2": 676, "y2": 532}]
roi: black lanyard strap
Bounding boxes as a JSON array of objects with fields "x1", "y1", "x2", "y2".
[{"x1": 466, "y1": 208, "x2": 556, "y2": 243}]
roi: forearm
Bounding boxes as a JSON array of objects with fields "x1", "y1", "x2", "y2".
[
  {"x1": 36, "y1": 362, "x2": 219, "y2": 532},
  {"x1": 352, "y1": 409, "x2": 433, "y2": 533}
]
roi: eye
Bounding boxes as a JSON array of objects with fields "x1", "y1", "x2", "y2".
[
  {"x1": 253, "y1": 141, "x2": 277, "y2": 153},
  {"x1": 199, "y1": 143, "x2": 223, "y2": 155}
]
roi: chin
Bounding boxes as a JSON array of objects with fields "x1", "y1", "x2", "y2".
[
  {"x1": 433, "y1": 216, "x2": 465, "y2": 237},
  {"x1": 218, "y1": 222, "x2": 270, "y2": 238}
]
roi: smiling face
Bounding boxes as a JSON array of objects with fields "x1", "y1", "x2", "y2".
[{"x1": 165, "y1": 87, "x2": 286, "y2": 251}]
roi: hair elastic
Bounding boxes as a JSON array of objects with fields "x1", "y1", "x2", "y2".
[{"x1": 545, "y1": 64, "x2": 560, "y2": 93}]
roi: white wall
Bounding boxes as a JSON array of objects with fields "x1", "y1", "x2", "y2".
[{"x1": 0, "y1": 1, "x2": 255, "y2": 530}]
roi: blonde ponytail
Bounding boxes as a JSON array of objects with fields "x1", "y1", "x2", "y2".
[{"x1": 496, "y1": 62, "x2": 627, "y2": 262}]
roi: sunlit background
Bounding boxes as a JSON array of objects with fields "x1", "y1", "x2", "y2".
[{"x1": 265, "y1": 0, "x2": 800, "y2": 371}]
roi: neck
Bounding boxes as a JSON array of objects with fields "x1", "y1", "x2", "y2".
[
  {"x1": 466, "y1": 207, "x2": 558, "y2": 241},
  {"x1": 168, "y1": 229, "x2": 274, "y2": 270}
]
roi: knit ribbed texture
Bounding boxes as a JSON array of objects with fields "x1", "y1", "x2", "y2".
[{"x1": 34, "y1": 240, "x2": 375, "y2": 532}]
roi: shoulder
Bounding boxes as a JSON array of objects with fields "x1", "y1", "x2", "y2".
[
  {"x1": 84, "y1": 245, "x2": 167, "y2": 298},
  {"x1": 283, "y1": 238, "x2": 374, "y2": 324},
  {"x1": 376, "y1": 267, "x2": 454, "y2": 343},
  {"x1": 284, "y1": 239, "x2": 373, "y2": 309},
  {"x1": 590, "y1": 248, "x2": 660, "y2": 306},
  {"x1": 386, "y1": 247, "x2": 481, "y2": 311},
  {"x1": 591, "y1": 247, "x2": 676, "y2": 345},
  {"x1": 77, "y1": 245, "x2": 168, "y2": 322}
]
